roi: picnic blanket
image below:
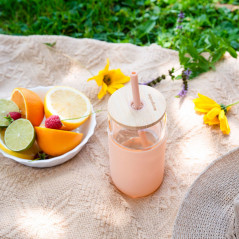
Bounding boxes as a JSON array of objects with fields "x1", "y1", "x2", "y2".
[{"x1": 0, "y1": 34, "x2": 239, "y2": 239}]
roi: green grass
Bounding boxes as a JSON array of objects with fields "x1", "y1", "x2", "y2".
[{"x1": 0, "y1": 0, "x2": 238, "y2": 51}]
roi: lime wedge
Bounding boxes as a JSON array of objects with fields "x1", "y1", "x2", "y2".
[
  {"x1": 0, "y1": 99, "x2": 20, "y2": 127},
  {"x1": 0, "y1": 130, "x2": 39, "y2": 159},
  {"x1": 4, "y1": 119, "x2": 35, "y2": 152}
]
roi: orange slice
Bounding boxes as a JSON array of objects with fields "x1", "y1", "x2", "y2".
[
  {"x1": 11, "y1": 88, "x2": 44, "y2": 126},
  {"x1": 35, "y1": 127, "x2": 83, "y2": 156},
  {"x1": 44, "y1": 86, "x2": 91, "y2": 131}
]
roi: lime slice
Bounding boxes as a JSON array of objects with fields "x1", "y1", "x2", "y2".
[
  {"x1": 4, "y1": 119, "x2": 35, "y2": 152},
  {"x1": 0, "y1": 130, "x2": 39, "y2": 159},
  {"x1": 0, "y1": 99, "x2": 20, "y2": 127}
]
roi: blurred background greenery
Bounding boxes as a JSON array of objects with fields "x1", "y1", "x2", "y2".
[{"x1": 0, "y1": 0, "x2": 238, "y2": 51}]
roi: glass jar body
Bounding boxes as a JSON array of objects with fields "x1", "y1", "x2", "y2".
[{"x1": 108, "y1": 114, "x2": 167, "y2": 198}]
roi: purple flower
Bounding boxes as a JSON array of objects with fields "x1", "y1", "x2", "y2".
[
  {"x1": 178, "y1": 12, "x2": 185, "y2": 19},
  {"x1": 139, "y1": 81, "x2": 151, "y2": 86},
  {"x1": 176, "y1": 12, "x2": 185, "y2": 30},
  {"x1": 177, "y1": 85, "x2": 188, "y2": 98},
  {"x1": 183, "y1": 68, "x2": 192, "y2": 79}
]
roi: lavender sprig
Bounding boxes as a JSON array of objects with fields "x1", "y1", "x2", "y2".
[
  {"x1": 176, "y1": 85, "x2": 188, "y2": 98},
  {"x1": 139, "y1": 74, "x2": 166, "y2": 86},
  {"x1": 176, "y1": 68, "x2": 192, "y2": 98},
  {"x1": 138, "y1": 67, "x2": 178, "y2": 87},
  {"x1": 176, "y1": 11, "x2": 185, "y2": 30},
  {"x1": 183, "y1": 68, "x2": 192, "y2": 77},
  {"x1": 178, "y1": 12, "x2": 185, "y2": 20}
]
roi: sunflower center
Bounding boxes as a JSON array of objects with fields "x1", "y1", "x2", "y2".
[{"x1": 103, "y1": 75, "x2": 111, "y2": 85}]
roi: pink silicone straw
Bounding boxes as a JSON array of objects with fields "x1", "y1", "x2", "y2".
[
  {"x1": 138, "y1": 130, "x2": 152, "y2": 148},
  {"x1": 130, "y1": 72, "x2": 141, "y2": 110}
]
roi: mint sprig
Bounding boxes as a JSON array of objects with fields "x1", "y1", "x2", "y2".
[
  {"x1": 32, "y1": 151, "x2": 49, "y2": 161},
  {"x1": 4, "y1": 115, "x2": 13, "y2": 124}
]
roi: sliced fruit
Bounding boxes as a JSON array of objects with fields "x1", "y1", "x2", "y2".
[
  {"x1": 35, "y1": 127, "x2": 83, "y2": 156},
  {"x1": 0, "y1": 99, "x2": 19, "y2": 127},
  {"x1": 0, "y1": 129, "x2": 39, "y2": 159},
  {"x1": 44, "y1": 86, "x2": 91, "y2": 130},
  {"x1": 11, "y1": 88, "x2": 44, "y2": 126},
  {"x1": 4, "y1": 119, "x2": 35, "y2": 152}
]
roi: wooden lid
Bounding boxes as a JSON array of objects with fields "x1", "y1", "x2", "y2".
[{"x1": 108, "y1": 85, "x2": 166, "y2": 129}]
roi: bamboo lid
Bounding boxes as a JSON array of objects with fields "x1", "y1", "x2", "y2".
[{"x1": 108, "y1": 85, "x2": 166, "y2": 129}]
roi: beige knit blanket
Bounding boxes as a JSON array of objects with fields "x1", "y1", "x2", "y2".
[{"x1": 0, "y1": 35, "x2": 239, "y2": 239}]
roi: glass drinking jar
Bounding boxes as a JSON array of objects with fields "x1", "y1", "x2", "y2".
[{"x1": 108, "y1": 84, "x2": 167, "y2": 198}]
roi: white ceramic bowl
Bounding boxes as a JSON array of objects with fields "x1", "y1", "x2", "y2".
[{"x1": 0, "y1": 86, "x2": 96, "y2": 168}]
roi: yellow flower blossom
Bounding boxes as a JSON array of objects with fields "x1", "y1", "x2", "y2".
[
  {"x1": 193, "y1": 93, "x2": 239, "y2": 135},
  {"x1": 87, "y1": 59, "x2": 130, "y2": 99},
  {"x1": 193, "y1": 93, "x2": 219, "y2": 113}
]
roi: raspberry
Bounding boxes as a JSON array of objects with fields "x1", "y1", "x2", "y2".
[
  {"x1": 45, "y1": 115, "x2": 62, "y2": 129},
  {"x1": 7, "y1": 112, "x2": 21, "y2": 121}
]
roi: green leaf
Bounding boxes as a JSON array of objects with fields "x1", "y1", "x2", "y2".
[
  {"x1": 176, "y1": 75, "x2": 182, "y2": 80},
  {"x1": 186, "y1": 45, "x2": 200, "y2": 59},
  {"x1": 137, "y1": 20, "x2": 156, "y2": 39},
  {"x1": 44, "y1": 42, "x2": 56, "y2": 48},
  {"x1": 4, "y1": 116, "x2": 13, "y2": 124},
  {"x1": 211, "y1": 48, "x2": 226, "y2": 63},
  {"x1": 163, "y1": 42, "x2": 171, "y2": 48},
  {"x1": 227, "y1": 46, "x2": 237, "y2": 58}
]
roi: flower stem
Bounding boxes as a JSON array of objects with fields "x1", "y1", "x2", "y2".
[
  {"x1": 62, "y1": 109, "x2": 105, "y2": 121},
  {"x1": 226, "y1": 101, "x2": 239, "y2": 108}
]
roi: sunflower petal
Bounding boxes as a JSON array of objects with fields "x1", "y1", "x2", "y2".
[
  {"x1": 105, "y1": 58, "x2": 110, "y2": 72},
  {"x1": 98, "y1": 83, "x2": 108, "y2": 99},
  {"x1": 203, "y1": 114, "x2": 220, "y2": 125},
  {"x1": 108, "y1": 69, "x2": 130, "y2": 84},
  {"x1": 206, "y1": 107, "x2": 221, "y2": 120},
  {"x1": 109, "y1": 83, "x2": 125, "y2": 89},
  {"x1": 107, "y1": 86, "x2": 117, "y2": 95},
  {"x1": 194, "y1": 106, "x2": 212, "y2": 113},
  {"x1": 193, "y1": 93, "x2": 220, "y2": 113},
  {"x1": 88, "y1": 74, "x2": 104, "y2": 86},
  {"x1": 198, "y1": 93, "x2": 218, "y2": 104},
  {"x1": 87, "y1": 59, "x2": 110, "y2": 85},
  {"x1": 218, "y1": 110, "x2": 230, "y2": 134},
  {"x1": 107, "y1": 84, "x2": 125, "y2": 95},
  {"x1": 226, "y1": 106, "x2": 232, "y2": 112}
]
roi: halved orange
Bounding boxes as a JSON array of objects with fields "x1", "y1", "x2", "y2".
[
  {"x1": 44, "y1": 86, "x2": 91, "y2": 131},
  {"x1": 11, "y1": 88, "x2": 44, "y2": 126},
  {"x1": 35, "y1": 127, "x2": 83, "y2": 156}
]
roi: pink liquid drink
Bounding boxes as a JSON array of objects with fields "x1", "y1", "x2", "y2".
[{"x1": 108, "y1": 73, "x2": 167, "y2": 198}]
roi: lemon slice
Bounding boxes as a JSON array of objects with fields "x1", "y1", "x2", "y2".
[
  {"x1": 44, "y1": 86, "x2": 92, "y2": 131},
  {"x1": 0, "y1": 99, "x2": 19, "y2": 127},
  {"x1": 4, "y1": 119, "x2": 35, "y2": 152}
]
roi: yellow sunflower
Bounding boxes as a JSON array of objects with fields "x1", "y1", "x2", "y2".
[
  {"x1": 193, "y1": 93, "x2": 239, "y2": 135},
  {"x1": 87, "y1": 59, "x2": 130, "y2": 99}
]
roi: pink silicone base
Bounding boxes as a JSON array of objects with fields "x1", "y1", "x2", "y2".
[{"x1": 108, "y1": 135, "x2": 166, "y2": 198}]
